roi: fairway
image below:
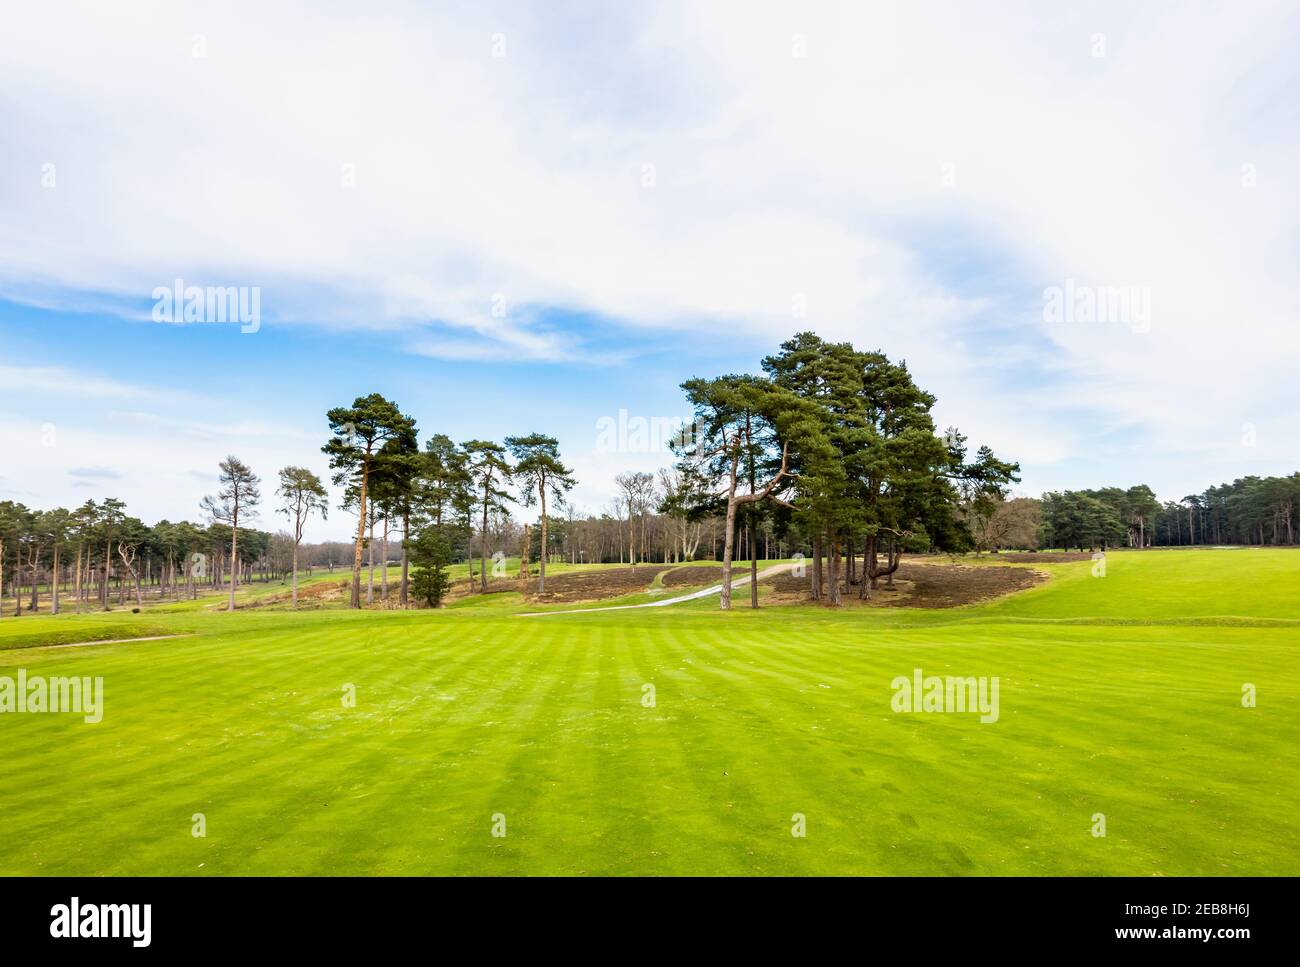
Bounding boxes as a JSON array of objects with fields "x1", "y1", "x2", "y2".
[{"x1": 2, "y1": 548, "x2": 1296, "y2": 876}]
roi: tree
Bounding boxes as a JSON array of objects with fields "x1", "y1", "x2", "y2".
[
  {"x1": 43, "y1": 508, "x2": 71, "y2": 614},
  {"x1": 1125, "y1": 484, "x2": 1160, "y2": 548},
  {"x1": 1040, "y1": 491, "x2": 1125, "y2": 551},
  {"x1": 69, "y1": 500, "x2": 98, "y2": 612},
  {"x1": 97, "y1": 498, "x2": 126, "y2": 610},
  {"x1": 759, "y1": 333, "x2": 1017, "y2": 603},
  {"x1": 0, "y1": 501, "x2": 21, "y2": 618},
  {"x1": 115, "y1": 516, "x2": 148, "y2": 608},
  {"x1": 505, "y1": 434, "x2": 575, "y2": 593},
  {"x1": 462, "y1": 441, "x2": 512, "y2": 591},
  {"x1": 276, "y1": 466, "x2": 328, "y2": 608},
  {"x1": 989, "y1": 497, "x2": 1041, "y2": 550},
  {"x1": 678, "y1": 374, "x2": 817, "y2": 609},
  {"x1": 420, "y1": 435, "x2": 470, "y2": 528},
  {"x1": 658, "y1": 464, "x2": 708, "y2": 562},
  {"x1": 408, "y1": 525, "x2": 454, "y2": 607},
  {"x1": 201, "y1": 456, "x2": 261, "y2": 611},
  {"x1": 760, "y1": 332, "x2": 861, "y2": 602},
  {"x1": 946, "y1": 432, "x2": 1023, "y2": 559},
  {"x1": 174, "y1": 520, "x2": 207, "y2": 599},
  {"x1": 370, "y1": 425, "x2": 420, "y2": 608},
  {"x1": 323, "y1": 394, "x2": 416, "y2": 608},
  {"x1": 613, "y1": 471, "x2": 654, "y2": 566},
  {"x1": 418, "y1": 434, "x2": 476, "y2": 584}
]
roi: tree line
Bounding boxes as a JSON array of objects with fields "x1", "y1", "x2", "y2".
[
  {"x1": 1035, "y1": 474, "x2": 1300, "y2": 551},
  {"x1": 0, "y1": 496, "x2": 308, "y2": 615}
]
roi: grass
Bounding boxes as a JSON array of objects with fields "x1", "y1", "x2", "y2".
[
  {"x1": 0, "y1": 548, "x2": 1296, "y2": 875},
  {"x1": 0, "y1": 615, "x2": 175, "y2": 651}
]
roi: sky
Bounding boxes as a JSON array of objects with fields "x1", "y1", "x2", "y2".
[{"x1": 1, "y1": 0, "x2": 1298, "y2": 542}]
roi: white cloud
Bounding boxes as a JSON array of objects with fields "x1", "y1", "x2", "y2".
[
  {"x1": 0, "y1": 364, "x2": 164, "y2": 401},
  {"x1": 1, "y1": 0, "x2": 1297, "y2": 505}
]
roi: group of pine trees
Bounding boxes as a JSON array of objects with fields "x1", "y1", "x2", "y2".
[
  {"x1": 669, "y1": 332, "x2": 1021, "y2": 608},
  {"x1": 1037, "y1": 486, "x2": 1162, "y2": 552},
  {"x1": 320, "y1": 393, "x2": 577, "y2": 609}
]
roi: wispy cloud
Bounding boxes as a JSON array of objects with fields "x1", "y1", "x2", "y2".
[
  {"x1": 68, "y1": 466, "x2": 121, "y2": 480},
  {"x1": 0, "y1": 364, "x2": 158, "y2": 401}
]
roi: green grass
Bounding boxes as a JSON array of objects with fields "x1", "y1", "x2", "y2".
[
  {"x1": 0, "y1": 615, "x2": 176, "y2": 651},
  {"x1": 0, "y1": 548, "x2": 1296, "y2": 875}
]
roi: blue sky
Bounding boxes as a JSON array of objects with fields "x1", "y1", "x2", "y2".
[{"x1": 2, "y1": 1, "x2": 1298, "y2": 540}]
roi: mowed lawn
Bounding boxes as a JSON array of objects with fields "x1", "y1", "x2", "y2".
[{"x1": 0, "y1": 549, "x2": 1297, "y2": 875}]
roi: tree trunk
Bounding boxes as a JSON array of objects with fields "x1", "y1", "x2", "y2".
[
  {"x1": 748, "y1": 512, "x2": 759, "y2": 609},
  {"x1": 400, "y1": 510, "x2": 410, "y2": 609},
  {"x1": 861, "y1": 535, "x2": 875, "y2": 598},
  {"x1": 539, "y1": 482, "x2": 548, "y2": 592},
  {"x1": 291, "y1": 539, "x2": 299, "y2": 609},
  {"x1": 350, "y1": 460, "x2": 370, "y2": 609},
  {"x1": 827, "y1": 538, "x2": 842, "y2": 606},
  {"x1": 367, "y1": 517, "x2": 375, "y2": 606},
  {"x1": 73, "y1": 543, "x2": 83, "y2": 614},
  {"x1": 228, "y1": 502, "x2": 239, "y2": 612},
  {"x1": 628, "y1": 500, "x2": 636, "y2": 567},
  {"x1": 719, "y1": 472, "x2": 739, "y2": 611},
  {"x1": 380, "y1": 517, "x2": 389, "y2": 607},
  {"x1": 480, "y1": 494, "x2": 490, "y2": 591},
  {"x1": 810, "y1": 534, "x2": 822, "y2": 600}
]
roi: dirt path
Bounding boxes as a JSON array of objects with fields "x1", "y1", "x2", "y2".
[{"x1": 517, "y1": 563, "x2": 793, "y2": 616}]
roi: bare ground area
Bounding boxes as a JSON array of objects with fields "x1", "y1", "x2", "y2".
[
  {"x1": 247, "y1": 577, "x2": 352, "y2": 609},
  {"x1": 254, "y1": 567, "x2": 679, "y2": 608},
  {"x1": 521, "y1": 566, "x2": 675, "y2": 604},
  {"x1": 992, "y1": 552, "x2": 1094, "y2": 563},
  {"x1": 661, "y1": 566, "x2": 726, "y2": 587},
  {"x1": 255, "y1": 575, "x2": 422, "y2": 610},
  {"x1": 766, "y1": 560, "x2": 1047, "y2": 608}
]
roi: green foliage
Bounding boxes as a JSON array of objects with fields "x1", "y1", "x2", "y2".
[
  {"x1": 276, "y1": 466, "x2": 328, "y2": 539},
  {"x1": 504, "y1": 433, "x2": 575, "y2": 510},
  {"x1": 1155, "y1": 473, "x2": 1300, "y2": 546},
  {"x1": 408, "y1": 526, "x2": 454, "y2": 607},
  {"x1": 1040, "y1": 490, "x2": 1127, "y2": 550},
  {"x1": 322, "y1": 393, "x2": 417, "y2": 505},
  {"x1": 760, "y1": 332, "x2": 1019, "y2": 569},
  {"x1": 200, "y1": 455, "x2": 261, "y2": 526}
]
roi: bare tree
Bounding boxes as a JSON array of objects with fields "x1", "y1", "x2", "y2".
[{"x1": 614, "y1": 471, "x2": 654, "y2": 566}]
